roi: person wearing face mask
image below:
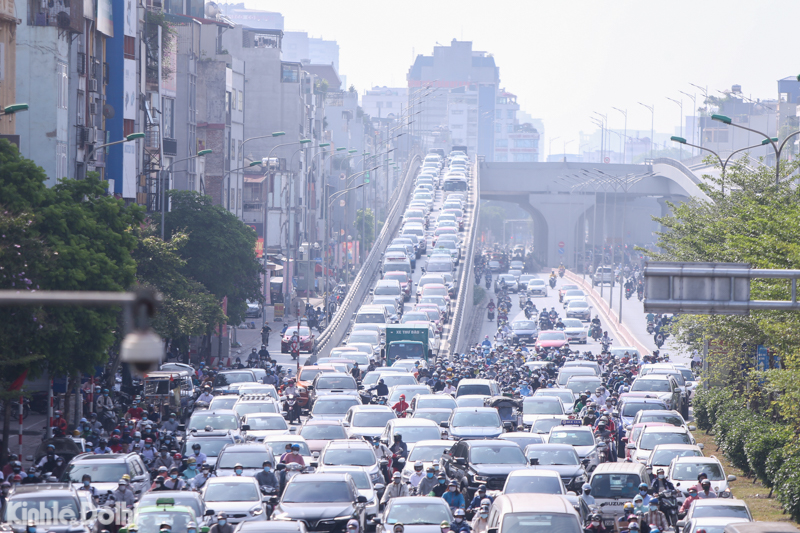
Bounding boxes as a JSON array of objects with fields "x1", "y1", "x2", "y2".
[
  {"x1": 584, "y1": 512, "x2": 608, "y2": 533},
  {"x1": 164, "y1": 467, "x2": 186, "y2": 490},
  {"x1": 232, "y1": 463, "x2": 245, "y2": 477},
  {"x1": 190, "y1": 463, "x2": 215, "y2": 490},
  {"x1": 0, "y1": 481, "x2": 11, "y2": 518},
  {"x1": 162, "y1": 413, "x2": 180, "y2": 433},
  {"x1": 408, "y1": 461, "x2": 425, "y2": 489},
  {"x1": 189, "y1": 444, "x2": 207, "y2": 466},
  {"x1": 619, "y1": 515, "x2": 641, "y2": 533},
  {"x1": 151, "y1": 473, "x2": 169, "y2": 491},
  {"x1": 93, "y1": 439, "x2": 112, "y2": 454},
  {"x1": 186, "y1": 521, "x2": 198, "y2": 533},
  {"x1": 417, "y1": 466, "x2": 438, "y2": 497},
  {"x1": 390, "y1": 434, "x2": 408, "y2": 460},
  {"x1": 470, "y1": 501, "x2": 491, "y2": 533},
  {"x1": 255, "y1": 460, "x2": 278, "y2": 488},
  {"x1": 637, "y1": 483, "x2": 653, "y2": 506},
  {"x1": 429, "y1": 473, "x2": 449, "y2": 497},
  {"x1": 169, "y1": 453, "x2": 184, "y2": 471},
  {"x1": 110, "y1": 479, "x2": 134, "y2": 509},
  {"x1": 580, "y1": 483, "x2": 595, "y2": 506},
  {"x1": 36, "y1": 444, "x2": 62, "y2": 473},
  {"x1": 442, "y1": 480, "x2": 465, "y2": 512},
  {"x1": 209, "y1": 513, "x2": 232, "y2": 533},
  {"x1": 632, "y1": 494, "x2": 647, "y2": 515},
  {"x1": 468, "y1": 485, "x2": 492, "y2": 512},
  {"x1": 182, "y1": 458, "x2": 198, "y2": 480},
  {"x1": 96, "y1": 389, "x2": 114, "y2": 415},
  {"x1": 127, "y1": 399, "x2": 144, "y2": 420},
  {"x1": 78, "y1": 474, "x2": 99, "y2": 502},
  {"x1": 449, "y1": 508, "x2": 471, "y2": 533},
  {"x1": 440, "y1": 521, "x2": 453, "y2": 533},
  {"x1": 381, "y1": 472, "x2": 410, "y2": 505},
  {"x1": 282, "y1": 444, "x2": 305, "y2": 466},
  {"x1": 643, "y1": 498, "x2": 669, "y2": 532},
  {"x1": 152, "y1": 447, "x2": 171, "y2": 471},
  {"x1": 650, "y1": 469, "x2": 675, "y2": 494},
  {"x1": 345, "y1": 519, "x2": 360, "y2": 533}
]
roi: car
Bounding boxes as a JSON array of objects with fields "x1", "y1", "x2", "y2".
[
  {"x1": 383, "y1": 271, "x2": 412, "y2": 301},
  {"x1": 510, "y1": 319, "x2": 539, "y2": 345},
  {"x1": 592, "y1": 266, "x2": 615, "y2": 286},
  {"x1": 564, "y1": 376, "x2": 603, "y2": 397},
  {"x1": 632, "y1": 409, "x2": 694, "y2": 431},
  {"x1": 294, "y1": 366, "x2": 337, "y2": 409},
  {"x1": 387, "y1": 384, "x2": 431, "y2": 405},
  {"x1": 502, "y1": 468, "x2": 567, "y2": 495},
  {"x1": 642, "y1": 368, "x2": 692, "y2": 418},
  {"x1": 281, "y1": 326, "x2": 316, "y2": 354},
  {"x1": 521, "y1": 396, "x2": 566, "y2": 429},
  {"x1": 668, "y1": 456, "x2": 737, "y2": 498},
  {"x1": 546, "y1": 423, "x2": 602, "y2": 471},
  {"x1": 646, "y1": 444, "x2": 704, "y2": 472},
  {"x1": 562, "y1": 318, "x2": 588, "y2": 344},
  {"x1": 4, "y1": 483, "x2": 102, "y2": 533},
  {"x1": 233, "y1": 520, "x2": 310, "y2": 533},
  {"x1": 181, "y1": 432, "x2": 238, "y2": 468},
  {"x1": 455, "y1": 395, "x2": 491, "y2": 408},
  {"x1": 408, "y1": 394, "x2": 457, "y2": 412},
  {"x1": 444, "y1": 407, "x2": 504, "y2": 439},
  {"x1": 314, "y1": 466, "x2": 383, "y2": 521},
  {"x1": 630, "y1": 375, "x2": 684, "y2": 412},
  {"x1": 518, "y1": 275, "x2": 537, "y2": 290},
  {"x1": 380, "y1": 418, "x2": 443, "y2": 446},
  {"x1": 622, "y1": 422, "x2": 671, "y2": 459},
  {"x1": 234, "y1": 396, "x2": 282, "y2": 419},
  {"x1": 373, "y1": 279, "x2": 404, "y2": 307},
  {"x1": 62, "y1": 452, "x2": 151, "y2": 499},
  {"x1": 411, "y1": 408, "x2": 453, "y2": 426},
  {"x1": 201, "y1": 476, "x2": 268, "y2": 524},
  {"x1": 245, "y1": 300, "x2": 262, "y2": 318},
  {"x1": 318, "y1": 440, "x2": 383, "y2": 487},
  {"x1": 498, "y1": 432, "x2": 545, "y2": 450},
  {"x1": 559, "y1": 284, "x2": 580, "y2": 301},
  {"x1": 236, "y1": 385, "x2": 280, "y2": 399},
  {"x1": 209, "y1": 394, "x2": 240, "y2": 411},
  {"x1": 346, "y1": 330, "x2": 383, "y2": 359},
  {"x1": 373, "y1": 496, "x2": 454, "y2": 533},
  {"x1": 565, "y1": 300, "x2": 592, "y2": 321},
  {"x1": 494, "y1": 274, "x2": 519, "y2": 293},
  {"x1": 401, "y1": 439, "x2": 453, "y2": 482},
  {"x1": 535, "y1": 330, "x2": 569, "y2": 350},
  {"x1": 455, "y1": 379, "x2": 500, "y2": 398},
  {"x1": 137, "y1": 491, "x2": 213, "y2": 526},
  {"x1": 187, "y1": 410, "x2": 243, "y2": 435},
  {"x1": 308, "y1": 395, "x2": 362, "y2": 422},
  {"x1": 562, "y1": 290, "x2": 587, "y2": 307},
  {"x1": 523, "y1": 443, "x2": 590, "y2": 493},
  {"x1": 241, "y1": 414, "x2": 292, "y2": 441},
  {"x1": 299, "y1": 420, "x2": 349, "y2": 454},
  {"x1": 630, "y1": 425, "x2": 697, "y2": 463},
  {"x1": 526, "y1": 278, "x2": 548, "y2": 297},
  {"x1": 589, "y1": 462, "x2": 650, "y2": 525},
  {"x1": 307, "y1": 372, "x2": 360, "y2": 406},
  {"x1": 441, "y1": 439, "x2": 529, "y2": 497},
  {"x1": 680, "y1": 499, "x2": 752, "y2": 526},
  {"x1": 561, "y1": 360, "x2": 601, "y2": 376},
  {"x1": 533, "y1": 388, "x2": 576, "y2": 413},
  {"x1": 213, "y1": 370, "x2": 258, "y2": 392},
  {"x1": 619, "y1": 397, "x2": 669, "y2": 429},
  {"x1": 683, "y1": 517, "x2": 753, "y2": 533},
  {"x1": 556, "y1": 367, "x2": 596, "y2": 387},
  {"x1": 486, "y1": 493, "x2": 582, "y2": 533},
  {"x1": 216, "y1": 442, "x2": 276, "y2": 477},
  {"x1": 342, "y1": 405, "x2": 396, "y2": 439},
  {"x1": 530, "y1": 416, "x2": 570, "y2": 435}
]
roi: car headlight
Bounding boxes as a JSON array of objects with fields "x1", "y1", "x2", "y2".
[
  {"x1": 575, "y1": 474, "x2": 587, "y2": 484},
  {"x1": 473, "y1": 475, "x2": 488, "y2": 482},
  {"x1": 334, "y1": 514, "x2": 356, "y2": 521}
]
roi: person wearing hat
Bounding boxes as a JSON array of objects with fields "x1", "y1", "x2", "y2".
[
  {"x1": 209, "y1": 514, "x2": 232, "y2": 533},
  {"x1": 619, "y1": 515, "x2": 641, "y2": 533},
  {"x1": 429, "y1": 472, "x2": 449, "y2": 497},
  {"x1": 680, "y1": 486, "x2": 701, "y2": 515},
  {"x1": 449, "y1": 508, "x2": 470, "y2": 533},
  {"x1": 418, "y1": 466, "x2": 438, "y2": 497},
  {"x1": 392, "y1": 524, "x2": 405, "y2": 533},
  {"x1": 189, "y1": 443, "x2": 207, "y2": 466},
  {"x1": 580, "y1": 482, "x2": 595, "y2": 506},
  {"x1": 440, "y1": 521, "x2": 453, "y2": 533},
  {"x1": 468, "y1": 484, "x2": 492, "y2": 511},
  {"x1": 442, "y1": 480, "x2": 465, "y2": 513},
  {"x1": 164, "y1": 467, "x2": 186, "y2": 490},
  {"x1": 408, "y1": 461, "x2": 426, "y2": 488},
  {"x1": 644, "y1": 498, "x2": 669, "y2": 532},
  {"x1": 283, "y1": 444, "x2": 305, "y2": 466},
  {"x1": 182, "y1": 457, "x2": 199, "y2": 480},
  {"x1": 632, "y1": 494, "x2": 647, "y2": 515},
  {"x1": 110, "y1": 479, "x2": 134, "y2": 508},
  {"x1": 697, "y1": 478, "x2": 717, "y2": 499},
  {"x1": 345, "y1": 519, "x2": 360, "y2": 533},
  {"x1": 381, "y1": 471, "x2": 410, "y2": 505},
  {"x1": 190, "y1": 463, "x2": 215, "y2": 490},
  {"x1": 650, "y1": 468, "x2": 675, "y2": 494},
  {"x1": 470, "y1": 499, "x2": 492, "y2": 533},
  {"x1": 392, "y1": 395, "x2": 409, "y2": 418},
  {"x1": 186, "y1": 522, "x2": 198, "y2": 533},
  {"x1": 255, "y1": 460, "x2": 278, "y2": 488}
]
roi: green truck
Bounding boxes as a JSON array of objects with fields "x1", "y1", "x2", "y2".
[{"x1": 385, "y1": 324, "x2": 439, "y2": 363}]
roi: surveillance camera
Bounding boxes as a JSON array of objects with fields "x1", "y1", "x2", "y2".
[{"x1": 121, "y1": 329, "x2": 164, "y2": 376}]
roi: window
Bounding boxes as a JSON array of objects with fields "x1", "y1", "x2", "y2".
[
  {"x1": 495, "y1": 110, "x2": 502, "y2": 119},
  {"x1": 57, "y1": 62, "x2": 68, "y2": 109},
  {"x1": 494, "y1": 123, "x2": 501, "y2": 133},
  {"x1": 231, "y1": 90, "x2": 236, "y2": 111},
  {"x1": 124, "y1": 36, "x2": 136, "y2": 59},
  {"x1": 162, "y1": 98, "x2": 175, "y2": 139},
  {"x1": 494, "y1": 154, "x2": 508, "y2": 162},
  {"x1": 56, "y1": 142, "x2": 67, "y2": 181},
  {"x1": 238, "y1": 90, "x2": 243, "y2": 111},
  {"x1": 225, "y1": 92, "x2": 231, "y2": 115},
  {"x1": 495, "y1": 139, "x2": 508, "y2": 148},
  {"x1": 507, "y1": 124, "x2": 514, "y2": 133},
  {"x1": 76, "y1": 91, "x2": 85, "y2": 126},
  {"x1": 281, "y1": 64, "x2": 299, "y2": 83},
  {"x1": 451, "y1": 109, "x2": 463, "y2": 115},
  {"x1": 123, "y1": 119, "x2": 135, "y2": 137},
  {"x1": 514, "y1": 138, "x2": 535, "y2": 148},
  {"x1": 385, "y1": 101, "x2": 392, "y2": 108},
  {"x1": 507, "y1": 109, "x2": 515, "y2": 119}
]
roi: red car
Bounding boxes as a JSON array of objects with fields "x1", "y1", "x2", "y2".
[
  {"x1": 535, "y1": 330, "x2": 569, "y2": 350},
  {"x1": 281, "y1": 325, "x2": 316, "y2": 353},
  {"x1": 384, "y1": 270, "x2": 412, "y2": 301}
]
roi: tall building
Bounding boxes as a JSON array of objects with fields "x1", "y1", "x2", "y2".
[
  {"x1": 362, "y1": 86, "x2": 408, "y2": 121},
  {"x1": 407, "y1": 39, "x2": 499, "y2": 159},
  {"x1": 216, "y1": 3, "x2": 284, "y2": 30},
  {"x1": 0, "y1": 0, "x2": 17, "y2": 140},
  {"x1": 282, "y1": 31, "x2": 339, "y2": 73}
]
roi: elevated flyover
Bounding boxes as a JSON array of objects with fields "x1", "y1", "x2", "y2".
[{"x1": 479, "y1": 159, "x2": 710, "y2": 267}]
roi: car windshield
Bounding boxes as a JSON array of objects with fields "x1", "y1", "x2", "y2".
[
  {"x1": 353, "y1": 411, "x2": 396, "y2": 427},
  {"x1": 548, "y1": 430, "x2": 594, "y2": 446},
  {"x1": 501, "y1": 513, "x2": 581, "y2": 533},
  {"x1": 469, "y1": 445, "x2": 527, "y2": 465},
  {"x1": 639, "y1": 413, "x2": 685, "y2": 427},
  {"x1": 349, "y1": 333, "x2": 379, "y2": 345},
  {"x1": 452, "y1": 411, "x2": 501, "y2": 428},
  {"x1": 563, "y1": 319, "x2": 584, "y2": 328},
  {"x1": 323, "y1": 449, "x2": 376, "y2": 467},
  {"x1": 317, "y1": 376, "x2": 357, "y2": 389},
  {"x1": 512, "y1": 321, "x2": 537, "y2": 331},
  {"x1": 590, "y1": 474, "x2": 642, "y2": 499},
  {"x1": 385, "y1": 502, "x2": 452, "y2": 526},
  {"x1": 538, "y1": 332, "x2": 566, "y2": 341},
  {"x1": 312, "y1": 398, "x2": 360, "y2": 415},
  {"x1": 402, "y1": 312, "x2": 430, "y2": 323},
  {"x1": 457, "y1": 384, "x2": 491, "y2": 397},
  {"x1": 408, "y1": 444, "x2": 452, "y2": 462},
  {"x1": 265, "y1": 441, "x2": 311, "y2": 456},
  {"x1": 188, "y1": 413, "x2": 238, "y2": 430},
  {"x1": 413, "y1": 410, "x2": 451, "y2": 424},
  {"x1": 375, "y1": 285, "x2": 400, "y2": 295},
  {"x1": 127, "y1": 511, "x2": 195, "y2": 533},
  {"x1": 672, "y1": 462, "x2": 725, "y2": 481},
  {"x1": 210, "y1": 397, "x2": 238, "y2": 409},
  {"x1": 526, "y1": 449, "x2": 580, "y2": 465},
  {"x1": 389, "y1": 388, "x2": 428, "y2": 402},
  {"x1": 218, "y1": 451, "x2": 272, "y2": 468},
  {"x1": 566, "y1": 379, "x2": 601, "y2": 395},
  {"x1": 523, "y1": 400, "x2": 563, "y2": 415},
  {"x1": 357, "y1": 313, "x2": 386, "y2": 324},
  {"x1": 640, "y1": 431, "x2": 691, "y2": 449},
  {"x1": 214, "y1": 372, "x2": 256, "y2": 387},
  {"x1": 692, "y1": 505, "x2": 750, "y2": 519},
  {"x1": 529, "y1": 280, "x2": 545, "y2": 287},
  {"x1": 568, "y1": 302, "x2": 589, "y2": 309},
  {"x1": 393, "y1": 425, "x2": 441, "y2": 443},
  {"x1": 535, "y1": 391, "x2": 574, "y2": 404},
  {"x1": 184, "y1": 438, "x2": 231, "y2": 457},
  {"x1": 650, "y1": 448, "x2": 703, "y2": 466},
  {"x1": 504, "y1": 475, "x2": 563, "y2": 495},
  {"x1": 631, "y1": 380, "x2": 672, "y2": 392},
  {"x1": 565, "y1": 291, "x2": 584, "y2": 297},
  {"x1": 204, "y1": 481, "x2": 259, "y2": 502},
  {"x1": 245, "y1": 416, "x2": 287, "y2": 430},
  {"x1": 63, "y1": 462, "x2": 127, "y2": 483},
  {"x1": 622, "y1": 402, "x2": 666, "y2": 417},
  {"x1": 235, "y1": 402, "x2": 279, "y2": 416},
  {"x1": 381, "y1": 374, "x2": 417, "y2": 387},
  {"x1": 417, "y1": 397, "x2": 457, "y2": 409},
  {"x1": 300, "y1": 424, "x2": 347, "y2": 440}
]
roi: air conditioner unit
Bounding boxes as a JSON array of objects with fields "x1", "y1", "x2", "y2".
[
  {"x1": 89, "y1": 102, "x2": 97, "y2": 116},
  {"x1": 86, "y1": 127, "x2": 96, "y2": 144},
  {"x1": 88, "y1": 78, "x2": 99, "y2": 93}
]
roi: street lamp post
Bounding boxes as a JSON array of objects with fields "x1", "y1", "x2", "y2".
[
  {"x1": 160, "y1": 149, "x2": 212, "y2": 239},
  {"x1": 305, "y1": 143, "x2": 331, "y2": 305},
  {"x1": 678, "y1": 91, "x2": 697, "y2": 157},
  {"x1": 666, "y1": 97, "x2": 683, "y2": 161},
  {"x1": 711, "y1": 114, "x2": 800, "y2": 186},
  {"x1": 638, "y1": 103, "x2": 654, "y2": 160},
  {"x1": 612, "y1": 107, "x2": 627, "y2": 164},
  {"x1": 84, "y1": 132, "x2": 145, "y2": 166}
]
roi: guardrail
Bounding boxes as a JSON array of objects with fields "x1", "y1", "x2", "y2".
[
  {"x1": 312, "y1": 152, "x2": 422, "y2": 358},
  {"x1": 446, "y1": 159, "x2": 481, "y2": 357}
]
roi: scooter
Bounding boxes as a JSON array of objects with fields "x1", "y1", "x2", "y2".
[
  {"x1": 549, "y1": 277, "x2": 557, "y2": 288},
  {"x1": 658, "y1": 490, "x2": 680, "y2": 527},
  {"x1": 283, "y1": 394, "x2": 301, "y2": 424},
  {"x1": 485, "y1": 277, "x2": 491, "y2": 290},
  {"x1": 646, "y1": 321, "x2": 655, "y2": 334},
  {"x1": 488, "y1": 308, "x2": 495, "y2": 321},
  {"x1": 625, "y1": 286, "x2": 633, "y2": 299},
  {"x1": 590, "y1": 324, "x2": 602, "y2": 341}
]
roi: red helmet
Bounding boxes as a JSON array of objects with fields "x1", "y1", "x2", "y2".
[
  {"x1": 399, "y1": 395, "x2": 406, "y2": 400},
  {"x1": 173, "y1": 453, "x2": 182, "y2": 459},
  {"x1": 145, "y1": 437, "x2": 153, "y2": 444}
]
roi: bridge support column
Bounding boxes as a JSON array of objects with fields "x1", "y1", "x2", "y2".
[{"x1": 532, "y1": 195, "x2": 585, "y2": 269}]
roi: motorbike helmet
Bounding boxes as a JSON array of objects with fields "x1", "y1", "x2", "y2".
[
  {"x1": 145, "y1": 438, "x2": 153, "y2": 444},
  {"x1": 639, "y1": 482, "x2": 649, "y2": 490},
  {"x1": 173, "y1": 453, "x2": 182, "y2": 460},
  {"x1": 649, "y1": 498, "x2": 659, "y2": 506},
  {"x1": 454, "y1": 509, "x2": 465, "y2": 518},
  {"x1": 414, "y1": 461, "x2": 423, "y2": 472}
]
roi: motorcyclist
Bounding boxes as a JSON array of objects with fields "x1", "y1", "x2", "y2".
[
  {"x1": 369, "y1": 378, "x2": 389, "y2": 397},
  {"x1": 247, "y1": 348, "x2": 259, "y2": 366},
  {"x1": 429, "y1": 473, "x2": 449, "y2": 497},
  {"x1": 197, "y1": 386, "x2": 214, "y2": 404},
  {"x1": 163, "y1": 467, "x2": 186, "y2": 490},
  {"x1": 392, "y1": 395, "x2": 409, "y2": 417},
  {"x1": 152, "y1": 447, "x2": 172, "y2": 470},
  {"x1": 643, "y1": 498, "x2": 670, "y2": 532},
  {"x1": 35, "y1": 444, "x2": 62, "y2": 473},
  {"x1": 481, "y1": 335, "x2": 492, "y2": 349},
  {"x1": 261, "y1": 324, "x2": 272, "y2": 346},
  {"x1": 181, "y1": 457, "x2": 199, "y2": 480},
  {"x1": 637, "y1": 483, "x2": 653, "y2": 506},
  {"x1": 442, "y1": 480, "x2": 465, "y2": 512},
  {"x1": 390, "y1": 434, "x2": 408, "y2": 460},
  {"x1": 442, "y1": 379, "x2": 456, "y2": 395},
  {"x1": 209, "y1": 513, "x2": 232, "y2": 533},
  {"x1": 96, "y1": 389, "x2": 114, "y2": 415},
  {"x1": 470, "y1": 500, "x2": 491, "y2": 533},
  {"x1": 380, "y1": 471, "x2": 410, "y2": 505},
  {"x1": 697, "y1": 478, "x2": 717, "y2": 499},
  {"x1": 601, "y1": 331, "x2": 612, "y2": 346},
  {"x1": 417, "y1": 466, "x2": 438, "y2": 496},
  {"x1": 679, "y1": 487, "x2": 701, "y2": 515},
  {"x1": 282, "y1": 444, "x2": 305, "y2": 466},
  {"x1": 93, "y1": 439, "x2": 112, "y2": 454},
  {"x1": 77, "y1": 474, "x2": 99, "y2": 502},
  {"x1": 449, "y1": 509, "x2": 471, "y2": 533},
  {"x1": 254, "y1": 460, "x2": 278, "y2": 488},
  {"x1": 189, "y1": 443, "x2": 207, "y2": 466},
  {"x1": 283, "y1": 379, "x2": 298, "y2": 397},
  {"x1": 52, "y1": 410, "x2": 68, "y2": 435},
  {"x1": 110, "y1": 478, "x2": 134, "y2": 508},
  {"x1": 468, "y1": 485, "x2": 492, "y2": 511},
  {"x1": 161, "y1": 413, "x2": 179, "y2": 433},
  {"x1": 141, "y1": 438, "x2": 157, "y2": 463},
  {"x1": 651, "y1": 468, "x2": 675, "y2": 493},
  {"x1": 579, "y1": 482, "x2": 595, "y2": 506},
  {"x1": 190, "y1": 463, "x2": 215, "y2": 490}
]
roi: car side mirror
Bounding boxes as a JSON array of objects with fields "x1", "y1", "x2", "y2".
[
  {"x1": 178, "y1": 424, "x2": 186, "y2": 432},
  {"x1": 342, "y1": 422, "x2": 350, "y2": 427},
  {"x1": 488, "y1": 529, "x2": 498, "y2": 533},
  {"x1": 626, "y1": 444, "x2": 636, "y2": 450},
  {"x1": 275, "y1": 464, "x2": 286, "y2": 471},
  {"x1": 677, "y1": 521, "x2": 685, "y2": 529},
  {"x1": 241, "y1": 424, "x2": 250, "y2": 431},
  {"x1": 205, "y1": 509, "x2": 215, "y2": 516},
  {"x1": 380, "y1": 459, "x2": 389, "y2": 467},
  {"x1": 357, "y1": 495, "x2": 368, "y2": 504},
  {"x1": 688, "y1": 425, "x2": 696, "y2": 431},
  {"x1": 371, "y1": 517, "x2": 382, "y2": 524},
  {"x1": 698, "y1": 443, "x2": 705, "y2": 449},
  {"x1": 312, "y1": 451, "x2": 320, "y2": 458},
  {"x1": 439, "y1": 421, "x2": 449, "y2": 428},
  {"x1": 581, "y1": 459, "x2": 590, "y2": 466},
  {"x1": 728, "y1": 475, "x2": 737, "y2": 482}
]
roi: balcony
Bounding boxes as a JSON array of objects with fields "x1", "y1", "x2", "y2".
[{"x1": 29, "y1": 0, "x2": 82, "y2": 32}]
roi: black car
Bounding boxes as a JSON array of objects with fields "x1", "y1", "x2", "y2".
[
  {"x1": 510, "y1": 319, "x2": 539, "y2": 345},
  {"x1": 441, "y1": 439, "x2": 528, "y2": 499},
  {"x1": 523, "y1": 443, "x2": 589, "y2": 493},
  {"x1": 270, "y1": 473, "x2": 367, "y2": 532}
]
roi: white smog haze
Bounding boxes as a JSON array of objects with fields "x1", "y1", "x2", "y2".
[{"x1": 248, "y1": 0, "x2": 799, "y2": 148}]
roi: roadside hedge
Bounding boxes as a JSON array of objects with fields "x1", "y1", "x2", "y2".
[{"x1": 694, "y1": 387, "x2": 800, "y2": 520}]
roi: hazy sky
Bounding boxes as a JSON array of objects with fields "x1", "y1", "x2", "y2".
[{"x1": 248, "y1": 0, "x2": 799, "y2": 154}]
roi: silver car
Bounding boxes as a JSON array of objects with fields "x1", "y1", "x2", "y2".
[{"x1": 201, "y1": 476, "x2": 268, "y2": 524}]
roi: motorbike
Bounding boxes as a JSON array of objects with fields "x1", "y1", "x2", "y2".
[
  {"x1": 658, "y1": 490, "x2": 680, "y2": 527},
  {"x1": 488, "y1": 308, "x2": 495, "y2": 321},
  {"x1": 638, "y1": 289, "x2": 644, "y2": 301},
  {"x1": 597, "y1": 439, "x2": 611, "y2": 463},
  {"x1": 625, "y1": 286, "x2": 633, "y2": 299},
  {"x1": 474, "y1": 274, "x2": 481, "y2": 285},
  {"x1": 601, "y1": 338, "x2": 611, "y2": 352},
  {"x1": 484, "y1": 276, "x2": 492, "y2": 290},
  {"x1": 391, "y1": 454, "x2": 406, "y2": 474},
  {"x1": 654, "y1": 333, "x2": 665, "y2": 348},
  {"x1": 590, "y1": 324, "x2": 602, "y2": 341},
  {"x1": 549, "y1": 277, "x2": 557, "y2": 288},
  {"x1": 283, "y1": 394, "x2": 301, "y2": 424},
  {"x1": 646, "y1": 321, "x2": 655, "y2": 334},
  {"x1": 524, "y1": 307, "x2": 533, "y2": 320},
  {"x1": 261, "y1": 485, "x2": 279, "y2": 519}
]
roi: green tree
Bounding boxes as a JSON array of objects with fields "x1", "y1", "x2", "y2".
[
  {"x1": 163, "y1": 190, "x2": 263, "y2": 327},
  {"x1": 355, "y1": 208, "x2": 383, "y2": 249}
]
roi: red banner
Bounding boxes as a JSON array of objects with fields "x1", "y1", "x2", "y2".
[{"x1": 255, "y1": 238, "x2": 264, "y2": 258}]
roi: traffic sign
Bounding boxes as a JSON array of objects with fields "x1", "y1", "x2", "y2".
[
  {"x1": 558, "y1": 241, "x2": 565, "y2": 249},
  {"x1": 558, "y1": 248, "x2": 565, "y2": 255},
  {"x1": 604, "y1": 157, "x2": 610, "y2": 163}
]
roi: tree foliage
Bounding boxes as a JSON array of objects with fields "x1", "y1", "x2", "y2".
[{"x1": 163, "y1": 190, "x2": 263, "y2": 326}]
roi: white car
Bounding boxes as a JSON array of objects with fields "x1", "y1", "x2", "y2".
[
  {"x1": 502, "y1": 468, "x2": 567, "y2": 495},
  {"x1": 342, "y1": 405, "x2": 396, "y2": 439},
  {"x1": 241, "y1": 413, "x2": 291, "y2": 441},
  {"x1": 562, "y1": 318, "x2": 588, "y2": 344},
  {"x1": 527, "y1": 279, "x2": 548, "y2": 297},
  {"x1": 680, "y1": 498, "x2": 752, "y2": 526},
  {"x1": 201, "y1": 476, "x2": 267, "y2": 524},
  {"x1": 562, "y1": 290, "x2": 587, "y2": 307},
  {"x1": 400, "y1": 439, "x2": 453, "y2": 482},
  {"x1": 669, "y1": 456, "x2": 736, "y2": 498}
]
